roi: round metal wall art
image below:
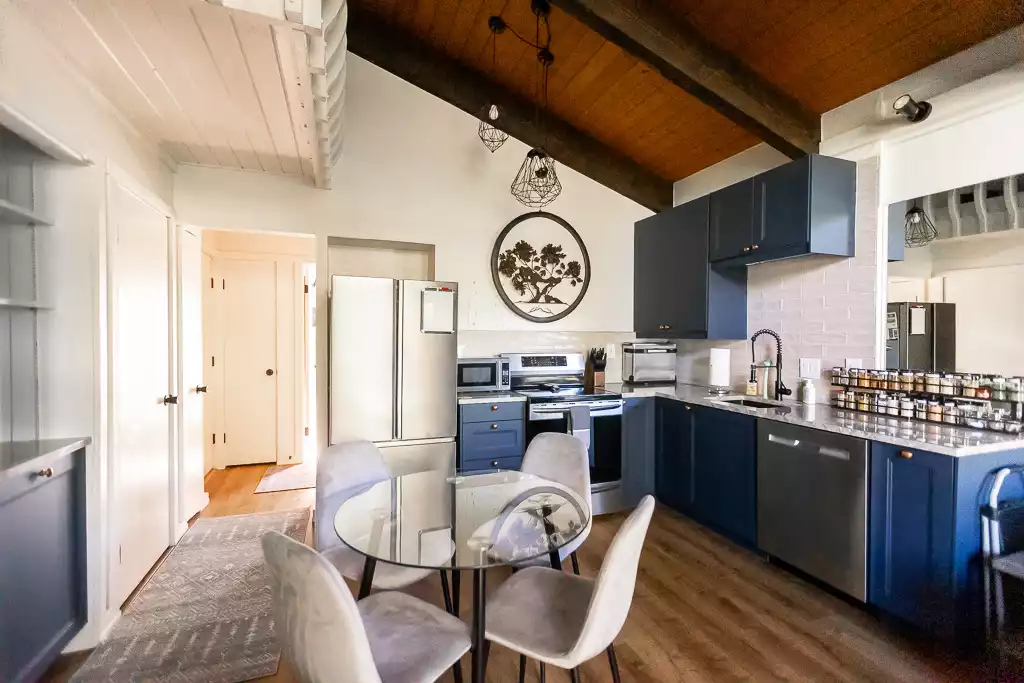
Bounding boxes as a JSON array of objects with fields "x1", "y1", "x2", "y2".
[{"x1": 491, "y1": 211, "x2": 590, "y2": 323}]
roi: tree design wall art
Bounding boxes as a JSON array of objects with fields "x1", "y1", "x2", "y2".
[{"x1": 491, "y1": 211, "x2": 591, "y2": 322}]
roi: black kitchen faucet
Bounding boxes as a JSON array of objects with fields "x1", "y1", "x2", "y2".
[{"x1": 751, "y1": 329, "x2": 792, "y2": 401}]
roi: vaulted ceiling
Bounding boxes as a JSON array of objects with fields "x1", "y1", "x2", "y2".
[{"x1": 348, "y1": 0, "x2": 1024, "y2": 209}]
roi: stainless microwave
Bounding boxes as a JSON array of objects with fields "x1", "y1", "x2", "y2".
[{"x1": 456, "y1": 357, "x2": 511, "y2": 393}]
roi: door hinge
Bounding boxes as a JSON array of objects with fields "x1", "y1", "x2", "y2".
[
  {"x1": 212, "y1": 433, "x2": 216, "y2": 445},
  {"x1": 223, "y1": 433, "x2": 227, "y2": 444},
  {"x1": 304, "y1": 426, "x2": 310, "y2": 436},
  {"x1": 210, "y1": 277, "x2": 214, "y2": 288},
  {"x1": 222, "y1": 278, "x2": 226, "y2": 289},
  {"x1": 304, "y1": 284, "x2": 309, "y2": 294},
  {"x1": 119, "y1": 545, "x2": 122, "y2": 564},
  {"x1": 211, "y1": 356, "x2": 215, "y2": 367}
]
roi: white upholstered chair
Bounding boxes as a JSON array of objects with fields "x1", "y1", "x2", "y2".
[
  {"x1": 485, "y1": 495, "x2": 655, "y2": 683},
  {"x1": 262, "y1": 531, "x2": 471, "y2": 683},
  {"x1": 315, "y1": 441, "x2": 456, "y2": 610},
  {"x1": 519, "y1": 432, "x2": 592, "y2": 574}
]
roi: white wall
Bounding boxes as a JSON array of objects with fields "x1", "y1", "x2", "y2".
[
  {"x1": 672, "y1": 143, "x2": 789, "y2": 205},
  {"x1": 175, "y1": 53, "x2": 651, "y2": 446},
  {"x1": 1, "y1": 0, "x2": 174, "y2": 650}
]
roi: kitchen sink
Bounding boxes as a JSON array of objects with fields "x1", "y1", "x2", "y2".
[{"x1": 714, "y1": 397, "x2": 778, "y2": 409}]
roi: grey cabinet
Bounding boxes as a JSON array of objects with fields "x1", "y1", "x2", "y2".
[
  {"x1": 0, "y1": 447, "x2": 87, "y2": 683},
  {"x1": 709, "y1": 154, "x2": 856, "y2": 265},
  {"x1": 634, "y1": 196, "x2": 747, "y2": 340}
]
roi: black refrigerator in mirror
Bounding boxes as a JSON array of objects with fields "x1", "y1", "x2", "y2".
[{"x1": 885, "y1": 302, "x2": 956, "y2": 372}]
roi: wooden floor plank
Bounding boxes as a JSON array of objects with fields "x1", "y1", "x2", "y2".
[{"x1": 45, "y1": 464, "x2": 992, "y2": 682}]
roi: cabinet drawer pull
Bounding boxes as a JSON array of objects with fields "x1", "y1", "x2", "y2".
[
  {"x1": 37, "y1": 467, "x2": 54, "y2": 478},
  {"x1": 490, "y1": 405, "x2": 499, "y2": 411},
  {"x1": 490, "y1": 424, "x2": 498, "y2": 429},
  {"x1": 491, "y1": 460, "x2": 499, "y2": 467},
  {"x1": 751, "y1": 244, "x2": 760, "y2": 250},
  {"x1": 899, "y1": 450, "x2": 914, "y2": 459}
]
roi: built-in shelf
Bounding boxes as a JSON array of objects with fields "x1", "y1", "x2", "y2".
[
  {"x1": 0, "y1": 298, "x2": 51, "y2": 311},
  {"x1": 0, "y1": 198, "x2": 51, "y2": 227}
]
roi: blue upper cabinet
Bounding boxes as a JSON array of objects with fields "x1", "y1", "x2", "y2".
[
  {"x1": 709, "y1": 154, "x2": 856, "y2": 265},
  {"x1": 634, "y1": 196, "x2": 747, "y2": 340}
]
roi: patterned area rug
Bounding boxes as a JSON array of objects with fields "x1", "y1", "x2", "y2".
[
  {"x1": 71, "y1": 508, "x2": 310, "y2": 683},
  {"x1": 254, "y1": 462, "x2": 316, "y2": 494}
]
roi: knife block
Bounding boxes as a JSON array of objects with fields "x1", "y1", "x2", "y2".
[{"x1": 584, "y1": 364, "x2": 605, "y2": 391}]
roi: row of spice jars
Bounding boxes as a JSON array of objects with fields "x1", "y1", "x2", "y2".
[
  {"x1": 831, "y1": 368, "x2": 1024, "y2": 402},
  {"x1": 834, "y1": 389, "x2": 1023, "y2": 433}
]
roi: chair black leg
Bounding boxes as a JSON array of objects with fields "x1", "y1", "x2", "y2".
[
  {"x1": 607, "y1": 644, "x2": 621, "y2": 683},
  {"x1": 452, "y1": 569, "x2": 460, "y2": 617},
  {"x1": 570, "y1": 667, "x2": 581, "y2": 683},
  {"x1": 517, "y1": 655, "x2": 526, "y2": 683},
  {"x1": 570, "y1": 552, "x2": 580, "y2": 575},
  {"x1": 539, "y1": 663, "x2": 546, "y2": 683},
  {"x1": 452, "y1": 659, "x2": 464, "y2": 683},
  {"x1": 440, "y1": 570, "x2": 453, "y2": 614}
]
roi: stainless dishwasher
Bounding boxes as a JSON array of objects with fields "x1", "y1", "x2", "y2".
[{"x1": 757, "y1": 420, "x2": 869, "y2": 601}]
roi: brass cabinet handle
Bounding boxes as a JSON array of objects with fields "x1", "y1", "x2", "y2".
[
  {"x1": 751, "y1": 244, "x2": 760, "y2": 250},
  {"x1": 742, "y1": 246, "x2": 751, "y2": 252},
  {"x1": 658, "y1": 324, "x2": 672, "y2": 330},
  {"x1": 899, "y1": 450, "x2": 913, "y2": 459},
  {"x1": 685, "y1": 406, "x2": 691, "y2": 411},
  {"x1": 37, "y1": 467, "x2": 54, "y2": 478},
  {"x1": 490, "y1": 424, "x2": 498, "y2": 429},
  {"x1": 490, "y1": 405, "x2": 498, "y2": 411}
]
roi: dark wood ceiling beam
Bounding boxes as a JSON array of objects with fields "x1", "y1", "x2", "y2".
[
  {"x1": 549, "y1": 0, "x2": 820, "y2": 159},
  {"x1": 346, "y1": 9, "x2": 673, "y2": 212}
]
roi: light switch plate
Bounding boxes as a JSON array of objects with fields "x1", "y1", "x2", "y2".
[
  {"x1": 799, "y1": 357, "x2": 821, "y2": 379},
  {"x1": 845, "y1": 358, "x2": 863, "y2": 369},
  {"x1": 605, "y1": 343, "x2": 616, "y2": 359}
]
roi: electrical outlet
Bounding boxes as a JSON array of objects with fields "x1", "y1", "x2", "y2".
[
  {"x1": 605, "y1": 343, "x2": 616, "y2": 359},
  {"x1": 799, "y1": 358, "x2": 821, "y2": 379},
  {"x1": 845, "y1": 358, "x2": 863, "y2": 369}
]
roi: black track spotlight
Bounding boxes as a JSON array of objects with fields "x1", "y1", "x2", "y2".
[{"x1": 893, "y1": 94, "x2": 932, "y2": 123}]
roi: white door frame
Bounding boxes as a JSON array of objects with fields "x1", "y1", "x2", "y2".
[{"x1": 177, "y1": 226, "x2": 209, "y2": 524}]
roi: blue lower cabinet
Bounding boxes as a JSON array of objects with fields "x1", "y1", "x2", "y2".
[
  {"x1": 691, "y1": 406, "x2": 757, "y2": 547},
  {"x1": 869, "y1": 443, "x2": 956, "y2": 634},
  {"x1": 654, "y1": 398, "x2": 695, "y2": 515},
  {"x1": 457, "y1": 403, "x2": 525, "y2": 472},
  {"x1": 621, "y1": 397, "x2": 656, "y2": 507}
]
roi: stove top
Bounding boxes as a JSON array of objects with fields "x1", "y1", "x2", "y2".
[{"x1": 514, "y1": 385, "x2": 622, "y2": 402}]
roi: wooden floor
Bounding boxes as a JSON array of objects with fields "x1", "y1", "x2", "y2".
[{"x1": 48, "y1": 464, "x2": 993, "y2": 682}]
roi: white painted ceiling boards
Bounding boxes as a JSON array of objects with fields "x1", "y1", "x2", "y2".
[{"x1": 13, "y1": 0, "x2": 347, "y2": 187}]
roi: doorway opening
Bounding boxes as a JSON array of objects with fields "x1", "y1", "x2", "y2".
[{"x1": 200, "y1": 229, "x2": 316, "y2": 474}]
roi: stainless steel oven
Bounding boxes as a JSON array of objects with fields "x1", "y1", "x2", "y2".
[{"x1": 456, "y1": 357, "x2": 510, "y2": 393}]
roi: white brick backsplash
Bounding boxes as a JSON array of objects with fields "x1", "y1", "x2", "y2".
[{"x1": 673, "y1": 157, "x2": 881, "y2": 398}]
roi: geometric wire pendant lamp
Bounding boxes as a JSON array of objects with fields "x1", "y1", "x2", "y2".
[
  {"x1": 904, "y1": 202, "x2": 938, "y2": 248},
  {"x1": 478, "y1": 17, "x2": 509, "y2": 152},
  {"x1": 511, "y1": 0, "x2": 560, "y2": 208}
]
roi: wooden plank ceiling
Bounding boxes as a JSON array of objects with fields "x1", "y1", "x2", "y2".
[
  {"x1": 349, "y1": 0, "x2": 1024, "y2": 191},
  {"x1": 12, "y1": 0, "x2": 348, "y2": 188}
]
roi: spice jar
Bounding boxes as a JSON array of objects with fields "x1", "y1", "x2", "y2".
[
  {"x1": 875, "y1": 392, "x2": 887, "y2": 414},
  {"x1": 857, "y1": 392, "x2": 870, "y2": 412},
  {"x1": 886, "y1": 395, "x2": 899, "y2": 416},
  {"x1": 899, "y1": 397, "x2": 915, "y2": 418},
  {"x1": 1007, "y1": 377, "x2": 1023, "y2": 402},
  {"x1": 914, "y1": 372, "x2": 927, "y2": 393},
  {"x1": 992, "y1": 376, "x2": 1007, "y2": 401},
  {"x1": 962, "y1": 375, "x2": 978, "y2": 398},
  {"x1": 914, "y1": 399, "x2": 929, "y2": 421},
  {"x1": 1006, "y1": 421, "x2": 1022, "y2": 435},
  {"x1": 900, "y1": 371, "x2": 914, "y2": 392},
  {"x1": 927, "y1": 400, "x2": 943, "y2": 422},
  {"x1": 925, "y1": 373, "x2": 941, "y2": 394},
  {"x1": 849, "y1": 369, "x2": 861, "y2": 388},
  {"x1": 942, "y1": 402, "x2": 959, "y2": 425},
  {"x1": 988, "y1": 411, "x2": 1006, "y2": 432},
  {"x1": 940, "y1": 374, "x2": 955, "y2": 396},
  {"x1": 961, "y1": 404, "x2": 986, "y2": 429},
  {"x1": 977, "y1": 377, "x2": 992, "y2": 400},
  {"x1": 887, "y1": 371, "x2": 900, "y2": 391}
]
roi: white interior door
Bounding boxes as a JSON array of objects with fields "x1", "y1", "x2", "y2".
[
  {"x1": 111, "y1": 181, "x2": 171, "y2": 607},
  {"x1": 180, "y1": 229, "x2": 206, "y2": 520},
  {"x1": 222, "y1": 259, "x2": 278, "y2": 465},
  {"x1": 202, "y1": 252, "x2": 220, "y2": 472}
]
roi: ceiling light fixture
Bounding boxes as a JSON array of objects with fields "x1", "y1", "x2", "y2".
[
  {"x1": 510, "y1": 0, "x2": 561, "y2": 208},
  {"x1": 904, "y1": 202, "x2": 938, "y2": 248},
  {"x1": 893, "y1": 94, "x2": 932, "y2": 123},
  {"x1": 478, "y1": 17, "x2": 509, "y2": 152}
]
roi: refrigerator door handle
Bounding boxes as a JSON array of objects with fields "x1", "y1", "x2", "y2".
[{"x1": 394, "y1": 279, "x2": 403, "y2": 441}]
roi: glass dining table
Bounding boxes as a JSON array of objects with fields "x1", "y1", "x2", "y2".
[{"x1": 334, "y1": 468, "x2": 592, "y2": 683}]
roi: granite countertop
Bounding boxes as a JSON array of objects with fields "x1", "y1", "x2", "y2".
[
  {"x1": 609, "y1": 382, "x2": 1024, "y2": 457},
  {"x1": 0, "y1": 437, "x2": 91, "y2": 482},
  {"x1": 457, "y1": 391, "x2": 527, "y2": 405}
]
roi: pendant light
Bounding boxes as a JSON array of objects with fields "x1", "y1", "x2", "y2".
[
  {"x1": 478, "y1": 17, "x2": 509, "y2": 152},
  {"x1": 511, "y1": 1, "x2": 560, "y2": 208},
  {"x1": 904, "y1": 202, "x2": 938, "y2": 248}
]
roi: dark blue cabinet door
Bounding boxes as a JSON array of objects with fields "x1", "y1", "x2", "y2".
[
  {"x1": 621, "y1": 398, "x2": 656, "y2": 507},
  {"x1": 655, "y1": 399, "x2": 694, "y2": 514},
  {"x1": 692, "y1": 406, "x2": 757, "y2": 546},
  {"x1": 869, "y1": 443, "x2": 956, "y2": 633},
  {"x1": 709, "y1": 179, "x2": 754, "y2": 262},
  {"x1": 634, "y1": 197, "x2": 710, "y2": 338},
  {"x1": 754, "y1": 156, "x2": 810, "y2": 253}
]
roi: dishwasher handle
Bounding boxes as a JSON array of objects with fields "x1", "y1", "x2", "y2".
[{"x1": 767, "y1": 433, "x2": 850, "y2": 460}]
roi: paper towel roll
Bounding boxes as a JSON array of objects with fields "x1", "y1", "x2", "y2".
[{"x1": 709, "y1": 347, "x2": 731, "y2": 389}]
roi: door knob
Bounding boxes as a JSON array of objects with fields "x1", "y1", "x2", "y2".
[
  {"x1": 37, "y1": 467, "x2": 54, "y2": 478},
  {"x1": 163, "y1": 394, "x2": 178, "y2": 405},
  {"x1": 266, "y1": 369, "x2": 275, "y2": 376},
  {"x1": 195, "y1": 385, "x2": 208, "y2": 393}
]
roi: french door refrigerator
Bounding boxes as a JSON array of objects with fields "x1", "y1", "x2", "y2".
[
  {"x1": 329, "y1": 276, "x2": 458, "y2": 474},
  {"x1": 884, "y1": 302, "x2": 956, "y2": 372}
]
